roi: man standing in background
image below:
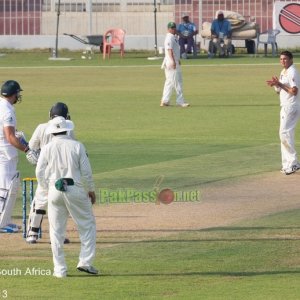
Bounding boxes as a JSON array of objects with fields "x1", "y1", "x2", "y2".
[{"x1": 160, "y1": 22, "x2": 190, "y2": 108}]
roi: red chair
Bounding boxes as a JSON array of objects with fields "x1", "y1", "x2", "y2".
[{"x1": 103, "y1": 28, "x2": 126, "y2": 59}]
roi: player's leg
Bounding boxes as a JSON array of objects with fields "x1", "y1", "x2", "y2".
[
  {"x1": 174, "y1": 66, "x2": 184, "y2": 105},
  {"x1": 64, "y1": 187, "x2": 97, "y2": 273},
  {"x1": 174, "y1": 66, "x2": 189, "y2": 107},
  {"x1": 161, "y1": 68, "x2": 174, "y2": 106},
  {"x1": 0, "y1": 158, "x2": 19, "y2": 232},
  {"x1": 26, "y1": 184, "x2": 47, "y2": 243},
  {"x1": 279, "y1": 105, "x2": 300, "y2": 174},
  {"x1": 48, "y1": 187, "x2": 69, "y2": 277}
]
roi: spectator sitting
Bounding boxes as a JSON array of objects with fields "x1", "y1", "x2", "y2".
[
  {"x1": 210, "y1": 10, "x2": 232, "y2": 57},
  {"x1": 177, "y1": 15, "x2": 198, "y2": 59}
]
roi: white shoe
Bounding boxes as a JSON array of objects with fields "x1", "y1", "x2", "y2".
[
  {"x1": 26, "y1": 235, "x2": 38, "y2": 244},
  {"x1": 160, "y1": 101, "x2": 170, "y2": 107},
  {"x1": 77, "y1": 265, "x2": 99, "y2": 275},
  {"x1": 53, "y1": 272, "x2": 67, "y2": 278},
  {"x1": 177, "y1": 102, "x2": 190, "y2": 108},
  {"x1": 284, "y1": 167, "x2": 296, "y2": 175}
]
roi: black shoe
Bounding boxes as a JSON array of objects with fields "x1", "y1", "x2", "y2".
[{"x1": 77, "y1": 265, "x2": 99, "y2": 275}]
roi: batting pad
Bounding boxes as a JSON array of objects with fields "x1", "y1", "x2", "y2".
[{"x1": 0, "y1": 172, "x2": 20, "y2": 228}]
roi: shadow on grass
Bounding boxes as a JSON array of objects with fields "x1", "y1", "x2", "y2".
[{"x1": 68, "y1": 270, "x2": 300, "y2": 278}]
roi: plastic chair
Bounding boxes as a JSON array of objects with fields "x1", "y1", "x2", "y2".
[
  {"x1": 256, "y1": 29, "x2": 280, "y2": 56},
  {"x1": 102, "y1": 28, "x2": 126, "y2": 59}
]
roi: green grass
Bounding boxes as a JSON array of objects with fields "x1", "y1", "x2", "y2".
[
  {"x1": 2, "y1": 209, "x2": 300, "y2": 299},
  {"x1": 1, "y1": 51, "x2": 300, "y2": 299}
]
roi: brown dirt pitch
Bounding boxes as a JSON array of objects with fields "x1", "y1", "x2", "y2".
[{"x1": 2, "y1": 171, "x2": 300, "y2": 247}]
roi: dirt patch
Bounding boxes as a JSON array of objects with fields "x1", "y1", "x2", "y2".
[
  {"x1": 2, "y1": 171, "x2": 300, "y2": 246},
  {"x1": 95, "y1": 171, "x2": 300, "y2": 233}
]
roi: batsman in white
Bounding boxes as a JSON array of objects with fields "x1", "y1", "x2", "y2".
[
  {"x1": 160, "y1": 21, "x2": 190, "y2": 108},
  {"x1": 0, "y1": 80, "x2": 38, "y2": 233},
  {"x1": 26, "y1": 102, "x2": 74, "y2": 243},
  {"x1": 267, "y1": 50, "x2": 300, "y2": 175},
  {"x1": 36, "y1": 116, "x2": 97, "y2": 278}
]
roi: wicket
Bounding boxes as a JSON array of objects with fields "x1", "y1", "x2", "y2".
[{"x1": 22, "y1": 178, "x2": 41, "y2": 239}]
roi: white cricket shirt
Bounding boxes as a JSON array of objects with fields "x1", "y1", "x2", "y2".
[
  {"x1": 36, "y1": 135, "x2": 95, "y2": 192},
  {"x1": 279, "y1": 64, "x2": 300, "y2": 107},
  {"x1": 0, "y1": 97, "x2": 18, "y2": 160},
  {"x1": 163, "y1": 32, "x2": 180, "y2": 66}
]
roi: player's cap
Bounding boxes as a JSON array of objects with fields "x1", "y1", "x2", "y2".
[
  {"x1": 182, "y1": 13, "x2": 189, "y2": 18},
  {"x1": 46, "y1": 116, "x2": 74, "y2": 135},
  {"x1": 167, "y1": 22, "x2": 176, "y2": 29},
  {"x1": 217, "y1": 10, "x2": 224, "y2": 16}
]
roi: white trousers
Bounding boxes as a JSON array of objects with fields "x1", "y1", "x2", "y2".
[
  {"x1": 48, "y1": 185, "x2": 96, "y2": 276},
  {"x1": 279, "y1": 104, "x2": 300, "y2": 169},
  {"x1": 32, "y1": 184, "x2": 48, "y2": 210},
  {"x1": 162, "y1": 65, "x2": 185, "y2": 105},
  {"x1": 0, "y1": 157, "x2": 18, "y2": 227}
]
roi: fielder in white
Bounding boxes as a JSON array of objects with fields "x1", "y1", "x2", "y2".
[
  {"x1": 160, "y1": 21, "x2": 190, "y2": 108},
  {"x1": 26, "y1": 102, "x2": 74, "y2": 244},
  {"x1": 267, "y1": 50, "x2": 300, "y2": 175},
  {"x1": 36, "y1": 116, "x2": 97, "y2": 278},
  {"x1": 0, "y1": 80, "x2": 38, "y2": 233}
]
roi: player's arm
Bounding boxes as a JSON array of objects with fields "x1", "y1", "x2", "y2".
[
  {"x1": 35, "y1": 148, "x2": 48, "y2": 189},
  {"x1": 269, "y1": 76, "x2": 298, "y2": 95},
  {"x1": 167, "y1": 48, "x2": 177, "y2": 69},
  {"x1": 79, "y1": 143, "x2": 96, "y2": 204},
  {"x1": 28, "y1": 125, "x2": 42, "y2": 150},
  {"x1": 278, "y1": 83, "x2": 298, "y2": 95},
  {"x1": 4, "y1": 126, "x2": 28, "y2": 152}
]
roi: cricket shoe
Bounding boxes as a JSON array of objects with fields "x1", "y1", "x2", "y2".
[
  {"x1": 284, "y1": 166, "x2": 298, "y2": 175},
  {"x1": 26, "y1": 235, "x2": 38, "y2": 244},
  {"x1": 160, "y1": 101, "x2": 170, "y2": 107},
  {"x1": 0, "y1": 224, "x2": 19, "y2": 233},
  {"x1": 77, "y1": 265, "x2": 99, "y2": 275},
  {"x1": 53, "y1": 272, "x2": 67, "y2": 278},
  {"x1": 7, "y1": 223, "x2": 21, "y2": 230},
  {"x1": 177, "y1": 102, "x2": 190, "y2": 108}
]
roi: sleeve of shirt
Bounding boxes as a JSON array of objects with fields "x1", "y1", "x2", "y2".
[
  {"x1": 165, "y1": 35, "x2": 172, "y2": 50},
  {"x1": 35, "y1": 147, "x2": 49, "y2": 189},
  {"x1": 29, "y1": 125, "x2": 42, "y2": 150},
  {"x1": 3, "y1": 111, "x2": 15, "y2": 128},
  {"x1": 288, "y1": 68, "x2": 299, "y2": 88},
  {"x1": 79, "y1": 143, "x2": 95, "y2": 192}
]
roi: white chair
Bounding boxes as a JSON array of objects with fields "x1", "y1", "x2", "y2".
[{"x1": 256, "y1": 29, "x2": 280, "y2": 56}]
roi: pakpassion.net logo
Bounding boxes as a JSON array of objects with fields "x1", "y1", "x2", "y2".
[{"x1": 97, "y1": 188, "x2": 201, "y2": 205}]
